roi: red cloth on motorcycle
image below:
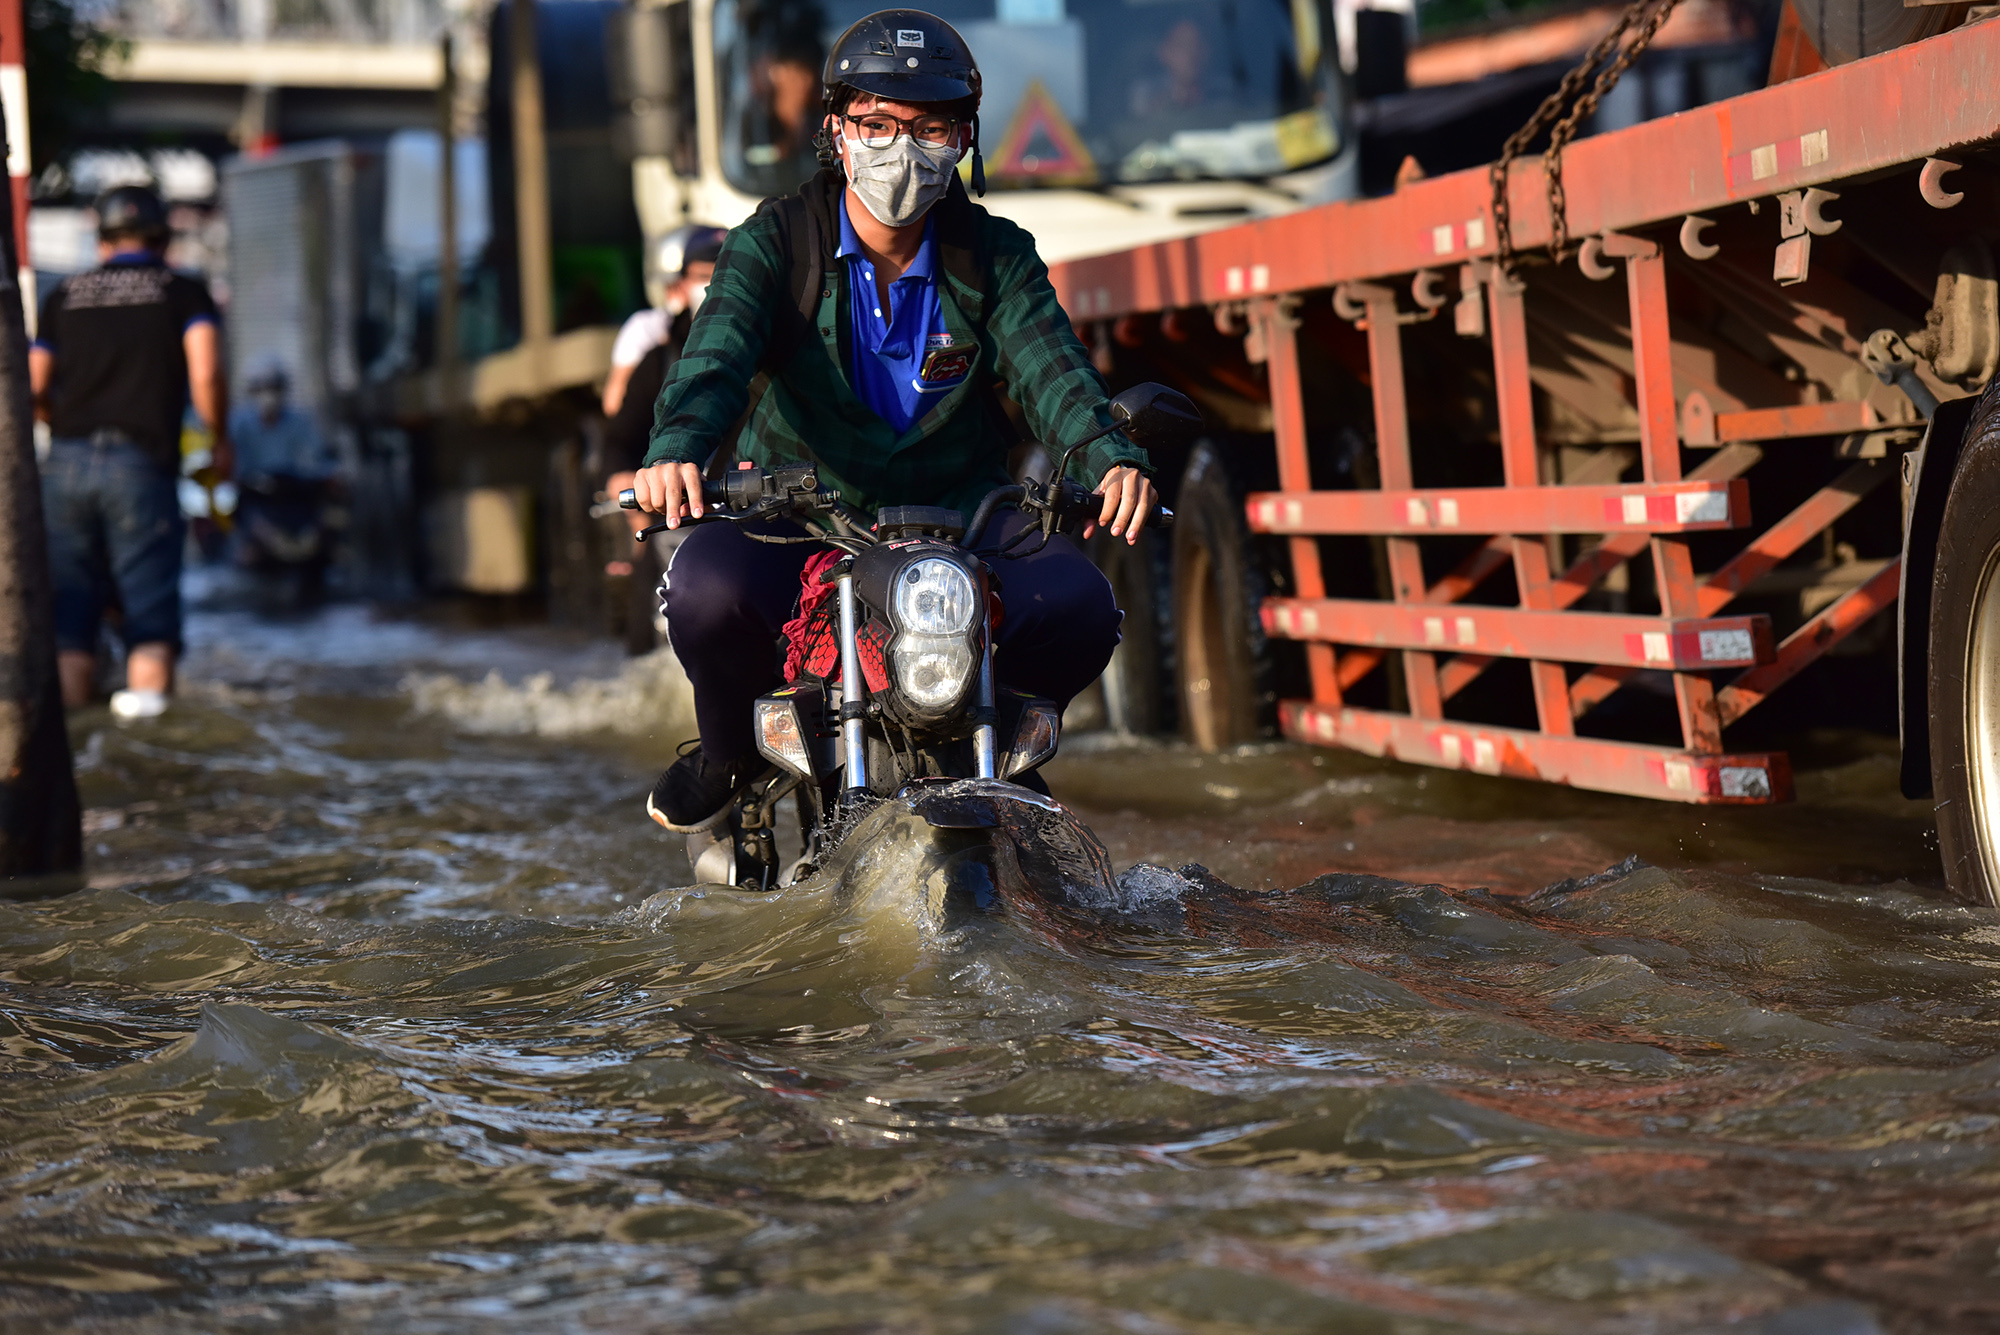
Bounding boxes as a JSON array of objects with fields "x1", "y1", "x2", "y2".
[
  {"x1": 779, "y1": 549, "x2": 1001, "y2": 688},
  {"x1": 780, "y1": 550, "x2": 846, "y2": 682},
  {"x1": 781, "y1": 551, "x2": 894, "y2": 690}
]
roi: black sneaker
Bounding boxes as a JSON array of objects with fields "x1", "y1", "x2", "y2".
[{"x1": 646, "y1": 741, "x2": 752, "y2": 832}]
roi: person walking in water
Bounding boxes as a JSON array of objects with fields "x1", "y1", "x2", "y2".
[{"x1": 32, "y1": 184, "x2": 227, "y2": 718}]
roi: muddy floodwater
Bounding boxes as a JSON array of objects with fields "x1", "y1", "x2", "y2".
[{"x1": 7, "y1": 592, "x2": 2000, "y2": 1334}]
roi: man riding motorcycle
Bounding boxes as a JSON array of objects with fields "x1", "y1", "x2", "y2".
[{"x1": 631, "y1": 8, "x2": 1158, "y2": 836}]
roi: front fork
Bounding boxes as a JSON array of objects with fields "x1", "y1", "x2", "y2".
[
  {"x1": 839, "y1": 572, "x2": 869, "y2": 794},
  {"x1": 973, "y1": 632, "x2": 998, "y2": 779}
]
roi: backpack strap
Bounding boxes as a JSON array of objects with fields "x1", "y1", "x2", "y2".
[{"x1": 754, "y1": 169, "x2": 842, "y2": 368}]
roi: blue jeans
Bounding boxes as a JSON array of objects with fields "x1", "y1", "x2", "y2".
[{"x1": 41, "y1": 436, "x2": 185, "y2": 654}]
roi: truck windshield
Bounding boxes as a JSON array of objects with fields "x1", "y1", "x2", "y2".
[{"x1": 713, "y1": 0, "x2": 1341, "y2": 199}]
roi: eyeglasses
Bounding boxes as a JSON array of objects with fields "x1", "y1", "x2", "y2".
[{"x1": 841, "y1": 111, "x2": 959, "y2": 149}]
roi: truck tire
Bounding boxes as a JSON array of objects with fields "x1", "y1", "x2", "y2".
[
  {"x1": 1087, "y1": 527, "x2": 1168, "y2": 735},
  {"x1": 1929, "y1": 383, "x2": 2000, "y2": 904},
  {"x1": 1172, "y1": 441, "x2": 1270, "y2": 750}
]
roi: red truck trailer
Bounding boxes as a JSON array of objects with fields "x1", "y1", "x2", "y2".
[{"x1": 1048, "y1": 14, "x2": 2000, "y2": 901}]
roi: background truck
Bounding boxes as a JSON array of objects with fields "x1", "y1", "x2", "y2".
[
  {"x1": 1038, "y1": 0, "x2": 2000, "y2": 901},
  {"x1": 349, "y1": 0, "x2": 1364, "y2": 615},
  {"x1": 609, "y1": 0, "x2": 1361, "y2": 272}
]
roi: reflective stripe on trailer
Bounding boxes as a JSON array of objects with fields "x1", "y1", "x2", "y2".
[
  {"x1": 1280, "y1": 702, "x2": 1793, "y2": 805},
  {"x1": 1246, "y1": 480, "x2": 1749, "y2": 535},
  {"x1": 1262, "y1": 599, "x2": 1771, "y2": 669}
]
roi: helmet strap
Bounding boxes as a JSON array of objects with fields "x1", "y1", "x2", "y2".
[{"x1": 970, "y1": 114, "x2": 986, "y2": 197}]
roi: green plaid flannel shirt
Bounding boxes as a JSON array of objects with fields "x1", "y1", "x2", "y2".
[{"x1": 643, "y1": 179, "x2": 1148, "y2": 519}]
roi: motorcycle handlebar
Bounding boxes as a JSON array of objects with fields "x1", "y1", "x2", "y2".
[
  {"x1": 617, "y1": 481, "x2": 728, "y2": 515},
  {"x1": 617, "y1": 478, "x2": 1174, "y2": 534}
]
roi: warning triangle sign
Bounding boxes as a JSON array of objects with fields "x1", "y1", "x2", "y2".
[{"x1": 989, "y1": 79, "x2": 1097, "y2": 186}]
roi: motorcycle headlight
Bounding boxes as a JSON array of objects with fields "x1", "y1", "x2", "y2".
[
  {"x1": 892, "y1": 558, "x2": 978, "y2": 636},
  {"x1": 892, "y1": 635, "x2": 977, "y2": 711}
]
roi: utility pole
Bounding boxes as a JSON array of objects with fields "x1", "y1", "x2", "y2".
[
  {"x1": 509, "y1": 0, "x2": 554, "y2": 348},
  {"x1": 0, "y1": 0, "x2": 81, "y2": 886},
  {"x1": 437, "y1": 30, "x2": 460, "y2": 395}
]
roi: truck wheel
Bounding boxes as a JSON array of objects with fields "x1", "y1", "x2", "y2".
[
  {"x1": 1088, "y1": 527, "x2": 1166, "y2": 735},
  {"x1": 1930, "y1": 385, "x2": 2000, "y2": 904},
  {"x1": 1172, "y1": 441, "x2": 1269, "y2": 750}
]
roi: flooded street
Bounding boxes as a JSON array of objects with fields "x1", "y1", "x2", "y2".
[{"x1": 6, "y1": 592, "x2": 2000, "y2": 1334}]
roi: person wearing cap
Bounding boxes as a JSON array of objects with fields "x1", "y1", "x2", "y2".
[
  {"x1": 630, "y1": 8, "x2": 1159, "y2": 832},
  {"x1": 601, "y1": 225, "x2": 727, "y2": 418},
  {"x1": 31, "y1": 185, "x2": 227, "y2": 720}
]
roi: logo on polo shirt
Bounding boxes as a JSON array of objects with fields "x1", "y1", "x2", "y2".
[{"x1": 919, "y1": 340, "x2": 974, "y2": 384}]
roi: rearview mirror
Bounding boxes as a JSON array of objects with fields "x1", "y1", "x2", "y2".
[{"x1": 1108, "y1": 382, "x2": 1202, "y2": 448}]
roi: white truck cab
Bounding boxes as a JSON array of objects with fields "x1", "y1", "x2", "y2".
[{"x1": 615, "y1": 0, "x2": 1357, "y2": 295}]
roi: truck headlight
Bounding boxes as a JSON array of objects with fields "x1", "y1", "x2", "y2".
[
  {"x1": 893, "y1": 558, "x2": 978, "y2": 635},
  {"x1": 892, "y1": 635, "x2": 976, "y2": 710}
]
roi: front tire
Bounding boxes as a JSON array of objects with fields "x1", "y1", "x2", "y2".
[
  {"x1": 1172, "y1": 441, "x2": 1271, "y2": 750},
  {"x1": 1929, "y1": 384, "x2": 2000, "y2": 904},
  {"x1": 1087, "y1": 527, "x2": 1169, "y2": 735}
]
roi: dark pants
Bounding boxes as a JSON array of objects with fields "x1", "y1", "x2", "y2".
[
  {"x1": 41, "y1": 436, "x2": 185, "y2": 655},
  {"x1": 664, "y1": 509, "x2": 1121, "y2": 767}
]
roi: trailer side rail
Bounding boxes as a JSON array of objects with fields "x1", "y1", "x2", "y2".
[{"x1": 1048, "y1": 24, "x2": 2000, "y2": 803}]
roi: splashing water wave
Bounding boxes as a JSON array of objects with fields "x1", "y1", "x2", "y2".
[{"x1": 5, "y1": 612, "x2": 1992, "y2": 1332}]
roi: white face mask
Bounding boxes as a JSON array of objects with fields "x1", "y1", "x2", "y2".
[
  {"x1": 684, "y1": 281, "x2": 709, "y2": 312},
  {"x1": 842, "y1": 130, "x2": 959, "y2": 228}
]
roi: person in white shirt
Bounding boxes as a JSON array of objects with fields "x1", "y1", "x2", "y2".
[{"x1": 600, "y1": 225, "x2": 727, "y2": 417}]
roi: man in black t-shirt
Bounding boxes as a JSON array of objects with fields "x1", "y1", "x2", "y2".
[{"x1": 31, "y1": 185, "x2": 228, "y2": 717}]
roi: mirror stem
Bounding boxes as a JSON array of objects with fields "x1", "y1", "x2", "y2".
[{"x1": 1055, "y1": 420, "x2": 1123, "y2": 482}]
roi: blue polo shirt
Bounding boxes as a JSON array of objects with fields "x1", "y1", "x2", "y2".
[{"x1": 837, "y1": 198, "x2": 952, "y2": 436}]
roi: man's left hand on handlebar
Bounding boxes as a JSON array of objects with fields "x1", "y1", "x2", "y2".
[
  {"x1": 632, "y1": 461, "x2": 708, "y2": 527},
  {"x1": 1084, "y1": 465, "x2": 1156, "y2": 544}
]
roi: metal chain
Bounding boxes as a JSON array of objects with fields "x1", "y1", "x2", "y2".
[{"x1": 1489, "y1": 0, "x2": 1687, "y2": 276}]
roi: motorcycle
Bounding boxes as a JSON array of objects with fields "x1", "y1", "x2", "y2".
[
  {"x1": 620, "y1": 382, "x2": 1201, "y2": 889},
  {"x1": 235, "y1": 472, "x2": 344, "y2": 606}
]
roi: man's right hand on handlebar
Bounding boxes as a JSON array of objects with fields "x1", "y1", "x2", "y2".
[{"x1": 632, "y1": 461, "x2": 708, "y2": 527}]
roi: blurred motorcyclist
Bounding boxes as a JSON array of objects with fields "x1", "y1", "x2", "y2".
[{"x1": 228, "y1": 359, "x2": 342, "y2": 603}]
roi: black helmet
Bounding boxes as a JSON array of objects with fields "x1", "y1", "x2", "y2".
[
  {"x1": 96, "y1": 184, "x2": 170, "y2": 243},
  {"x1": 821, "y1": 10, "x2": 986, "y2": 193},
  {"x1": 823, "y1": 10, "x2": 980, "y2": 110}
]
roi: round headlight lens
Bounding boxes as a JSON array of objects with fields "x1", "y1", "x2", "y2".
[
  {"x1": 892, "y1": 557, "x2": 978, "y2": 636},
  {"x1": 893, "y1": 634, "x2": 977, "y2": 710}
]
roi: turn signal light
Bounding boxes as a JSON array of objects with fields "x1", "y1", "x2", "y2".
[
  {"x1": 1002, "y1": 700, "x2": 1060, "y2": 779},
  {"x1": 754, "y1": 698, "x2": 813, "y2": 778}
]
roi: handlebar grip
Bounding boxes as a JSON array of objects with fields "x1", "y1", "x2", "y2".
[
  {"x1": 1152, "y1": 505, "x2": 1175, "y2": 529},
  {"x1": 619, "y1": 481, "x2": 730, "y2": 516}
]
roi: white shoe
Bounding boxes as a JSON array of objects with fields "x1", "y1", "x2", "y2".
[{"x1": 109, "y1": 689, "x2": 169, "y2": 720}]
